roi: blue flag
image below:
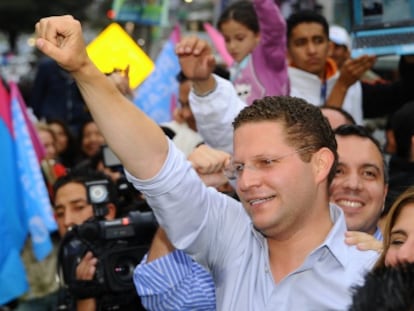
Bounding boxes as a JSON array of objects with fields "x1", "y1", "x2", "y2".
[
  {"x1": 134, "y1": 36, "x2": 180, "y2": 123},
  {"x1": 0, "y1": 81, "x2": 28, "y2": 304},
  {"x1": 10, "y1": 83, "x2": 56, "y2": 260}
]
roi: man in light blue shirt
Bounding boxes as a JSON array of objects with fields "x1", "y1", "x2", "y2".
[
  {"x1": 35, "y1": 16, "x2": 379, "y2": 311},
  {"x1": 125, "y1": 100, "x2": 378, "y2": 310},
  {"x1": 133, "y1": 125, "x2": 388, "y2": 311}
]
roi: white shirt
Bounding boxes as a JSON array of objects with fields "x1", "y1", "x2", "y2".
[{"x1": 288, "y1": 67, "x2": 364, "y2": 124}]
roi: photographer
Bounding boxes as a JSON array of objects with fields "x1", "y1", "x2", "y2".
[
  {"x1": 53, "y1": 170, "x2": 153, "y2": 310},
  {"x1": 74, "y1": 143, "x2": 151, "y2": 214}
]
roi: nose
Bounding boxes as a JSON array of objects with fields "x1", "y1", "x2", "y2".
[
  {"x1": 237, "y1": 166, "x2": 262, "y2": 192},
  {"x1": 227, "y1": 40, "x2": 236, "y2": 52},
  {"x1": 396, "y1": 240, "x2": 414, "y2": 264},
  {"x1": 64, "y1": 212, "x2": 76, "y2": 233},
  {"x1": 342, "y1": 172, "x2": 362, "y2": 191},
  {"x1": 306, "y1": 42, "x2": 317, "y2": 54}
]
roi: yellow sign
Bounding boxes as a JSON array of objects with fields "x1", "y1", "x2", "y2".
[{"x1": 87, "y1": 23, "x2": 154, "y2": 89}]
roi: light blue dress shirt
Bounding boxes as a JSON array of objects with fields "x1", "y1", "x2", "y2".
[{"x1": 127, "y1": 140, "x2": 379, "y2": 311}]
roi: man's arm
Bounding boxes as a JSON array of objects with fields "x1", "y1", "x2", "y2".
[
  {"x1": 146, "y1": 227, "x2": 175, "y2": 262},
  {"x1": 134, "y1": 143, "x2": 231, "y2": 310},
  {"x1": 176, "y1": 36, "x2": 246, "y2": 153},
  {"x1": 175, "y1": 36, "x2": 216, "y2": 95},
  {"x1": 144, "y1": 144, "x2": 231, "y2": 264},
  {"x1": 35, "y1": 16, "x2": 167, "y2": 180},
  {"x1": 326, "y1": 55, "x2": 376, "y2": 108}
]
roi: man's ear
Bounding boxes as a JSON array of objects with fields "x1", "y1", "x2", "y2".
[
  {"x1": 313, "y1": 147, "x2": 335, "y2": 184},
  {"x1": 105, "y1": 203, "x2": 117, "y2": 220},
  {"x1": 328, "y1": 41, "x2": 334, "y2": 57}
]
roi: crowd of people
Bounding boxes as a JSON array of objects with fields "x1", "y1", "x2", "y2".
[{"x1": 2, "y1": 0, "x2": 414, "y2": 310}]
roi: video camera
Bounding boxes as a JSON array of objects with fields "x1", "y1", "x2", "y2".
[{"x1": 57, "y1": 179, "x2": 157, "y2": 305}]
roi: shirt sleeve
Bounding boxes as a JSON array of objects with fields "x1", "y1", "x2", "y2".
[
  {"x1": 133, "y1": 250, "x2": 216, "y2": 311},
  {"x1": 190, "y1": 75, "x2": 247, "y2": 154}
]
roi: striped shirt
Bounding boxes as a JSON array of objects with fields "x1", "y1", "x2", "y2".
[
  {"x1": 373, "y1": 227, "x2": 383, "y2": 241},
  {"x1": 133, "y1": 250, "x2": 216, "y2": 311}
]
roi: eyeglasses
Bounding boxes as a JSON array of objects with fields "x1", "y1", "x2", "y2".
[{"x1": 224, "y1": 146, "x2": 314, "y2": 180}]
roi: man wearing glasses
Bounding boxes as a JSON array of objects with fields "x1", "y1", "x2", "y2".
[{"x1": 35, "y1": 16, "x2": 378, "y2": 311}]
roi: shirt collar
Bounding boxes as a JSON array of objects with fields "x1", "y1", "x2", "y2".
[
  {"x1": 251, "y1": 204, "x2": 349, "y2": 267},
  {"x1": 288, "y1": 57, "x2": 338, "y2": 81},
  {"x1": 317, "y1": 204, "x2": 349, "y2": 268}
]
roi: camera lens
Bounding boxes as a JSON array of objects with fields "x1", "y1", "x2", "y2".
[
  {"x1": 89, "y1": 184, "x2": 109, "y2": 204},
  {"x1": 112, "y1": 257, "x2": 136, "y2": 283}
]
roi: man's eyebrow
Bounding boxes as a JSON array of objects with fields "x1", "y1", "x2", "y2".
[
  {"x1": 54, "y1": 198, "x2": 87, "y2": 209},
  {"x1": 361, "y1": 163, "x2": 381, "y2": 173}
]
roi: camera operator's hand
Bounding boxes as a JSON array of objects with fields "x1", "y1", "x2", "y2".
[
  {"x1": 75, "y1": 251, "x2": 98, "y2": 311},
  {"x1": 76, "y1": 251, "x2": 98, "y2": 281}
]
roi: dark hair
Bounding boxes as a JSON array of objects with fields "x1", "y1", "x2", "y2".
[
  {"x1": 46, "y1": 118, "x2": 80, "y2": 168},
  {"x1": 233, "y1": 96, "x2": 338, "y2": 184},
  {"x1": 53, "y1": 169, "x2": 120, "y2": 216},
  {"x1": 78, "y1": 114, "x2": 94, "y2": 137},
  {"x1": 334, "y1": 124, "x2": 388, "y2": 184},
  {"x1": 77, "y1": 115, "x2": 104, "y2": 159},
  {"x1": 391, "y1": 101, "x2": 414, "y2": 159},
  {"x1": 286, "y1": 10, "x2": 329, "y2": 42},
  {"x1": 320, "y1": 105, "x2": 356, "y2": 127},
  {"x1": 349, "y1": 262, "x2": 414, "y2": 311},
  {"x1": 217, "y1": 1, "x2": 259, "y2": 34}
]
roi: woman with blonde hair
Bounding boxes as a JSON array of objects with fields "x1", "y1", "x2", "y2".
[{"x1": 374, "y1": 186, "x2": 414, "y2": 269}]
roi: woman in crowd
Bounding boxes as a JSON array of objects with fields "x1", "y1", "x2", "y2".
[
  {"x1": 349, "y1": 186, "x2": 414, "y2": 310},
  {"x1": 78, "y1": 117, "x2": 105, "y2": 160},
  {"x1": 47, "y1": 118, "x2": 80, "y2": 169},
  {"x1": 36, "y1": 122, "x2": 66, "y2": 197},
  {"x1": 374, "y1": 186, "x2": 414, "y2": 268}
]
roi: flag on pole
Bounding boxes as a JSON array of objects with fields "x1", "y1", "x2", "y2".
[
  {"x1": 12, "y1": 82, "x2": 45, "y2": 162},
  {"x1": 134, "y1": 24, "x2": 181, "y2": 123},
  {"x1": 10, "y1": 82, "x2": 56, "y2": 260},
  {"x1": 0, "y1": 80, "x2": 28, "y2": 304}
]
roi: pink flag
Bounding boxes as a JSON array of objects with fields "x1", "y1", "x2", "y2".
[
  {"x1": 0, "y1": 80, "x2": 11, "y2": 134},
  {"x1": 203, "y1": 22, "x2": 234, "y2": 67},
  {"x1": 170, "y1": 23, "x2": 181, "y2": 45},
  {"x1": 169, "y1": 24, "x2": 181, "y2": 116}
]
